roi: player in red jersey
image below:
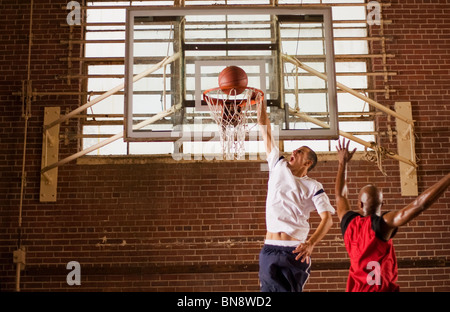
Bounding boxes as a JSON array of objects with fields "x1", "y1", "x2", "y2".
[{"x1": 335, "y1": 139, "x2": 450, "y2": 292}]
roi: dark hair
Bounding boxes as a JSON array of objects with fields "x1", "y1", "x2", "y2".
[{"x1": 304, "y1": 146, "x2": 318, "y2": 172}]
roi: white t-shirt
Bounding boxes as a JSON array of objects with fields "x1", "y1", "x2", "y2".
[{"x1": 265, "y1": 147, "x2": 335, "y2": 242}]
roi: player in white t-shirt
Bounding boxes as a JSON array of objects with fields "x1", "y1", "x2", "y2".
[{"x1": 257, "y1": 101, "x2": 335, "y2": 292}]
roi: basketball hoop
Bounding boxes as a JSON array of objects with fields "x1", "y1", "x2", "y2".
[{"x1": 203, "y1": 87, "x2": 264, "y2": 160}]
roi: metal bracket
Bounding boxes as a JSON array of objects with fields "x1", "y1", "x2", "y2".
[
  {"x1": 40, "y1": 107, "x2": 60, "y2": 202},
  {"x1": 13, "y1": 247, "x2": 26, "y2": 270}
]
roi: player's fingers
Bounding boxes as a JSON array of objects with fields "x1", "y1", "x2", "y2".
[
  {"x1": 348, "y1": 148, "x2": 357, "y2": 160},
  {"x1": 295, "y1": 252, "x2": 305, "y2": 261},
  {"x1": 294, "y1": 248, "x2": 308, "y2": 261},
  {"x1": 293, "y1": 246, "x2": 303, "y2": 260},
  {"x1": 292, "y1": 244, "x2": 303, "y2": 254},
  {"x1": 298, "y1": 252, "x2": 310, "y2": 263}
]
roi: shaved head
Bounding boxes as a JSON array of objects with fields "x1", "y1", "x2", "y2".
[{"x1": 358, "y1": 185, "x2": 383, "y2": 216}]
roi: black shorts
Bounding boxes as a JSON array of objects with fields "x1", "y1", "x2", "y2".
[{"x1": 259, "y1": 244, "x2": 311, "y2": 292}]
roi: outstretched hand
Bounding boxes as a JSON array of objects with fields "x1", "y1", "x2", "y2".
[
  {"x1": 292, "y1": 241, "x2": 313, "y2": 263},
  {"x1": 336, "y1": 138, "x2": 357, "y2": 164}
]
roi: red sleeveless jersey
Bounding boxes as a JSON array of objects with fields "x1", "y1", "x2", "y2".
[{"x1": 341, "y1": 211, "x2": 399, "y2": 292}]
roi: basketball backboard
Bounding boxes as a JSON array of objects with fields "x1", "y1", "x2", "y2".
[{"x1": 124, "y1": 6, "x2": 338, "y2": 144}]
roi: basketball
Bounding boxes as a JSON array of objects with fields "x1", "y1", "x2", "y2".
[{"x1": 218, "y1": 66, "x2": 248, "y2": 95}]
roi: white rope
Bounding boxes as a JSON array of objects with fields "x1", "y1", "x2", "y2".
[{"x1": 364, "y1": 141, "x2": 395, "y2": 176}]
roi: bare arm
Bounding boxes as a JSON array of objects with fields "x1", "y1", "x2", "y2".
[
  {"x1": 292, "y1": 211, "x2": 333, "y2": 262},
  {"x1": 257, "y1": 100, "x2": 275, "y2": 157},
  {"x1": 335, "y1": 139, "x2": 357, "y2": 222},
  {"x1": 381, "y1": 172, "x2": 450, "y2": 239}
]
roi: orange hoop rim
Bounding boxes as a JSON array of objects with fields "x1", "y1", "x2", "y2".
[{"x1": 203, "y1": 86, "x2": 264, "y2": 107}]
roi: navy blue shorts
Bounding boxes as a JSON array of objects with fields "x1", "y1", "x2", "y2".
[{"x1": 259, "y1": 244, "x2": 311, "y2": 292}]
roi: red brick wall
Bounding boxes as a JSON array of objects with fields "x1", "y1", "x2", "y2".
[{"x1": 1, "y1": 0, "x2": 449, "y2": 292}]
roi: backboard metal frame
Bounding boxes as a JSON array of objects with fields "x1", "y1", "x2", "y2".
[{"x1": 124, "y1": 6, "x2": 338, "y2": 142}]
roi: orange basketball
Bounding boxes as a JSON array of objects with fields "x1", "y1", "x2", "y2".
[{"x1": 218, "y1": 66, "x2": 248, "y2": 95}]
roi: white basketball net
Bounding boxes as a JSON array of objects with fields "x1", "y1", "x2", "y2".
[{"x1": 203, "y1": 87, "x2": 263, "y2": 160}]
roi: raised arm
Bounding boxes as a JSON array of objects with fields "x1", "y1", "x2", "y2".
[
  {"x1": 335, "y1": 139, "x2": 357, "y2": 221},
  {"x1": 381, "y1": 172, "x2": 450, "y2": 236},
  {"x1": 257, "y1": 100, "x2": 275, "y2": 157}
]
